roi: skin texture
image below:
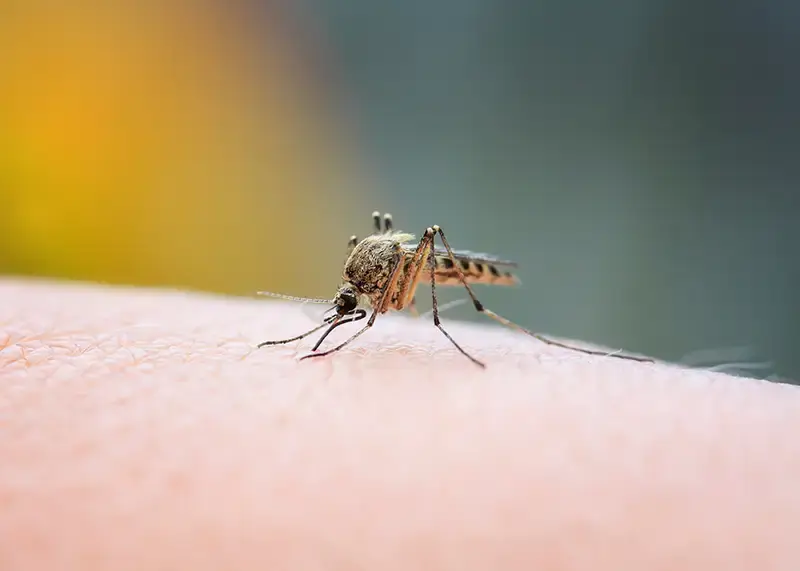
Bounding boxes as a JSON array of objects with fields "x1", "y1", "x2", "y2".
[{"x1": 1, "y1": 278, "x2": 800, "y2": 571}]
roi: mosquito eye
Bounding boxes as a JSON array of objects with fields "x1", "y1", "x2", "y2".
[{"x1": 342, "y1": 291, "x2": 358, "y2": 309}]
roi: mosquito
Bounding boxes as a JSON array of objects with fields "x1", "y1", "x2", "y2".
[{"x1": 256, "y1": 211, "x2": 654, "y2": 368}]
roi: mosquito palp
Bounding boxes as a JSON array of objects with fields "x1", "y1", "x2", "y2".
[{"x1": 255, "y1": 212, "x2": 654, "y2": 367}]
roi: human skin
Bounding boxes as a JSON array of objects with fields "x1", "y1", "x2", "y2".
[{"x1": 1, "y1": 278, "x2": 799, "y2": 571}]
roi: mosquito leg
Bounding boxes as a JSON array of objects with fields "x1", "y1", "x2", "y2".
[
  {"x1": 391, "y1": 231, "x2": 484, "y2": 365},
  {"x1": 432, "y1": 225, "x2": 654, "y2": 363},
  {"x1": 383, "y1": 213, "x2": 393, "y2": 232},
  {"x1": 311, "y1": 309, "x2": 367, "y2": 351},
  {"x1": 394, "y1": 228, "x2": 435, "y2": 311},
  {"x1": 379, "y1": 245, "x2": 410, "y2": 314},
  {"x1": 257, "y1": 320, "x2": 331, "y2": 348},
  {"x1": 426, "y1": 250, "x2": 486, "y2": 368},
  {"x1": 300, "y1": 319, "x2": 374, "y2": 361},
  {"x1": 372, "y1": 211, "x2": 382, "y2": 233},
  {"x1": 301, "y1": 245, "x2": 404, "y2": 361}
]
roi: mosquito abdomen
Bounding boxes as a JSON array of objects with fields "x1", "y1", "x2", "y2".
[{"x1": 428, "y1": 255, "x2": 519, "y2": 286}]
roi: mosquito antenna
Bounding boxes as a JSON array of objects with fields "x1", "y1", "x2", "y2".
[{"x1": 256, "y1": 291, "x2": 333, "y2": 304}]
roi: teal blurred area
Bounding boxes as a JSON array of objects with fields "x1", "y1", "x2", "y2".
[{"x1": 294, "y1": 0, "x2": 800, "y2": 380}]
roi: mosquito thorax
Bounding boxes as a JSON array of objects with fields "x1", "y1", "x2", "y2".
[{"x1": 343, "y1": 233, "x2": 408, "y2": 296}]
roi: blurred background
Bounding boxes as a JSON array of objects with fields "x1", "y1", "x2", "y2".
[{"x1": 2, "y1": 1, "x2": 798, "y2": 380}]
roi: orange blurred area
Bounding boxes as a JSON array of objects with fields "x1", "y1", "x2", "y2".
[{"x1": 0, "y1": 1, "x2": 365, "y2": 297}]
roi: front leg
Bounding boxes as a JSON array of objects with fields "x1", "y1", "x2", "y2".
[{"x1": 393, "y1": 227, "x2": 435, "y2": 311}]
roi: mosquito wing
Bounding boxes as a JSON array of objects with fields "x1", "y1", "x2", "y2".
[{"x1": 435, "y1": 248, "x2": 519, "y2": 267}]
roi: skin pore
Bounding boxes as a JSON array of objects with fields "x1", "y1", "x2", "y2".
[{"x1": 1, "y1": 278, "x2": 799, "y2": 570}]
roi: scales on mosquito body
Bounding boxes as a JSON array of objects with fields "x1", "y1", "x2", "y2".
[{"x1": 256, "y1": 211, "x2": 654, "y2": 368}]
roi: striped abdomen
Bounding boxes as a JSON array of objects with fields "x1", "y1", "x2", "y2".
[{"x1": 423, "y1": 254, "x2": 519, "y2": 286}]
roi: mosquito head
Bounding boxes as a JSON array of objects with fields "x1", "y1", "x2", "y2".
[{"x1": 333, "y1": 283, "x2": 359, "y2": 315}]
